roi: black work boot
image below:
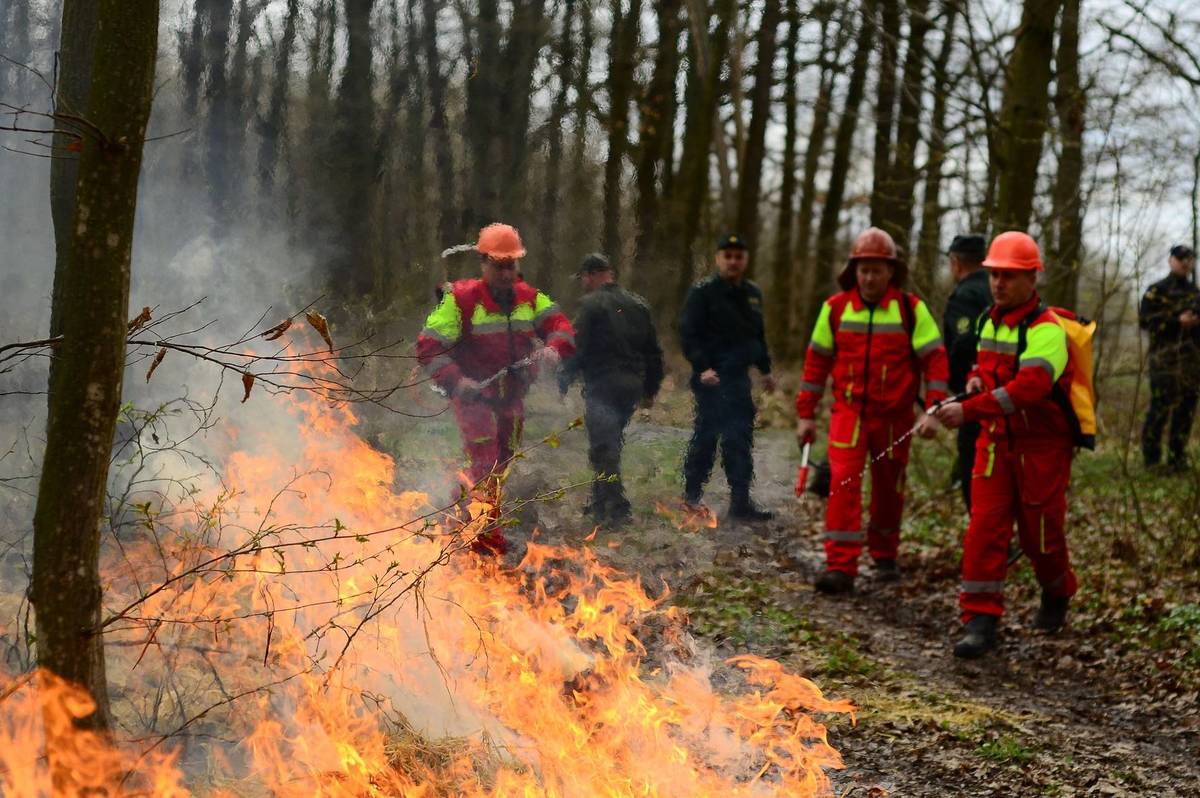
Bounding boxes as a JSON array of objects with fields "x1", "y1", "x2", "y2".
[
  {"x1": 953, "y1": 614, "x2": 998, "y2": 659},
  {"x1": 1033, "y1": 593, "x2": 1070, "y2": 632},
  {"x1": 873, "y1": 558, "x2": 901, "y2": 582},
  {"x1": 729, "y1": 496, "x2": 774, "y2": 522},
  {"x1": 814, "y1": 569, "x2": 855, "y2": 595}
]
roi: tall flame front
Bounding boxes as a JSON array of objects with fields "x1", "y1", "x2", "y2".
[{"x1": 0, "y1": 386, "x2": 852, "y2": 796}]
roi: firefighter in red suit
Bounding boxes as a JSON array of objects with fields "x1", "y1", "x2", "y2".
[
  {"x1": 796, "y1": 228, "x2": 950, "y2": 594},
  {"x1": 417, "y1": 223, "x2": 576, "y2": 554},
  {"x1": 931, "y1": 231, "x2": 1079, "y2": 659}
]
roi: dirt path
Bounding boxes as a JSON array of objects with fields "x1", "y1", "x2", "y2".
[{"x1": 501, "y1": 415, "x2": 1200, "y2": 797}]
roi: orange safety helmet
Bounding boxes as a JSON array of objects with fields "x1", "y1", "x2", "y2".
[
  {"x1": 476, "y1": 223, "x2": 527, "y2": 260},
  {"x1": 837, "y1": 226, "x2": 908, "y2": 291},
  {"x1": 982, "y1": 231, "x2": 1043, "y2": 271}
]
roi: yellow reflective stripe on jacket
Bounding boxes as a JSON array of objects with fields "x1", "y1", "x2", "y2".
[
  {"x1": 1020, "y1": 322, "x2": 1067, "y2": 381},
  {"x1": 468, "y1": 301, "x2": 538, "y2": 336},
  {"x1": 422, "y1": 290, "x2": 462, "y2": 344},
  {"x1": 533, "y1": 291, "x2": 558, "y2": 323},
  {"x1": 810, "y1": 302, "x2": 835, "y2": 354},
  {"x1": 911, "y1": 299, "x2": 943, "y2": 356}
]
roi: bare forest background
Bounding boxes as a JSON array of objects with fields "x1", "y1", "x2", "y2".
[{"x1": 2, "y1": 0, "x2": 1200, "y2": 362}]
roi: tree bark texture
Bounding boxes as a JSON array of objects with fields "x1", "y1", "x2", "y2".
[
  {"x1": 734, "y1": 0, "x2": 783, "y2": 256},
  {"x1": 914, "y1": 0, "x2": 961, "y2": 298},
  {"x1": 803, "y1": 0, "x2": 875, "y2": 344},
  {"x1": 869, "y1": 0, "x2": 900, "y2": 227},
  {"x1": 257, "y1": 0, "x2": 299, "y2": 192},
  {"x1": 991, "y1": 0, "x2": 1063, "y2": 232},
  {"x1": 539, "y1": 0, "x2": 579, "y2": 284},
  {"x1": 424, "y1": 0, "x2": 458, "y2": 249},
  {"x1": 885, "y1": 0, "x2": 931, "y2": 258},
  {"x1": 602, "y1": 0, "x2": 644, "y2": 260},
  {"x1": 32, "y1": 0, "x2": 160, "y2": 739},
  {"x1": 1046, "y1": 0, "x2": 1084, "y2": 309},
  {"x1": 767, "y1": 0, "x2": 802, "y2": 361},
  {"x1": 201, "y1": 0, "x2": 235, "y2": 223}
]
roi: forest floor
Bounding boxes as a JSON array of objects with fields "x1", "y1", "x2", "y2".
[{"x1": 375, "y1": 374, "x2": 1200, "y2": 797}]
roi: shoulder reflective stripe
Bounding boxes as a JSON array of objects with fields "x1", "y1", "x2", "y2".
[
  {"x1": 925, "y1": 380, "x2": 948, "y2": 392},
  {"x1": 911, "y1": 299, "x2": 943, "y2": 351},
  {"x1": 472, "y1": 319, "x2": 536, "y2": 336},
  {"x1": 799, "y1": 380, "x2": 825, "y2": 393},
  {"x1": 423, "y1": 354, "x2": 456, "y2": 374},
  {"x1": 915, "y1": 336, "x2": 943, "y2": 357},
  {"x1": 419, "y1": 326, "x2": 455, "y2": 347},
  {"x1": 533, "y1": 291, "x2": 556, "y2": 315},
  {"x1": 979, "y1": 338, "x2": 1019, "y2": 354},
  {"x1": 839, "y1": 319, "x2": 871, "y2": 333},
  {"x1": 532, "y1": 299, "x2": 559, "y2": 324},
  {"x1": 1019, "y1": 357, "x2": 1057, "y2": 377},
  {"x1": 809, "y1": 341, "x2": 834, "y2": 357},
  {"x1": 811, "y1": 302, "x2": 836, "y2": 349},
  {"x1": 993, "y1": 386, "x2": 1016, "y2": 414},
  {"x1": 843, "y1": 301, "x2": 903, "y2": 325},
  {"x1": 867, "y1": 322, "x2": 906, "y2": 334},
  {"x1": 823, "y1": 530, "x2": 865, "y2": 542},
  {"x1": 1023, "y1": 321, "x2": 1068, "y2": 379},
  {"x1": 546, "y1": 330, "x2": 574, "y2": 346},
  {"x1": 423, "y1": 292, "x2": 463, "y2": 341},
  {"x1": 960, "y1": 580, "x2": 1006, "y2": 593}
]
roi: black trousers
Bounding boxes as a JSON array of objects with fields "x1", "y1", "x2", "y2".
[
  {"x1": 584, "y1": 378, "x2": 641, "y2": 515},
  {"x1": 683, "y1": 374, "x2": 756, "y2": 502},
  {"x1": 1142, "y1": 369, "x2": 1199, "y2": 467},
  {"x1": 956, "y1": 421, "x2": 981, "y2": 510}
]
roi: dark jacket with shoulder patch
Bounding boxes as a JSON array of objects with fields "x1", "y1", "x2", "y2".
[{"x1": 680, "y1": 275, "x2": 772, "y2": 378}]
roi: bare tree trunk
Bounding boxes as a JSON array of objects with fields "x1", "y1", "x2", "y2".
[
  {"x1": 424, "y1": 0, "x2": 457, "y2": 249},
  {"x1": 915, "y1": 0, "x2": 960, "y2": 296},
  {"x1": 1046, "y1": 0, "x2": 1083, "y2": 309},
  {"x1": 991, "y1": 0, "x2": 1063, "y2": 231},
  {"x1": 33, "y1": 0, "x2": 159, "y2": 747},
  {"x1": 602, "y1": 0, "x2": 643, "y2": 259},
  {"x1": 886, "y1": 0, "x2": 931, "y2": 257},
  {"x1": 869, "y1": 0, "x2": 900, "y2": 226},
  {"x1": 463, "y1": 0, "x2": 502, "y2": 229},
  {"x1": 767, "y1": 0, "x2": 801, "y2": 361},
  {"x1": 734, "y1": 0, "x2": 783, "y2": 256},
  {"x1": 48, "y1": 0, "x2": 99, "y2": 360},
  {"x1": 202, "y1": 0, "x2": 235, "y2": 222},
  {"x1": 178, "y1": 1, "x2": 206, "y2": 179},
  {"x1": 257, "y1": 0, "x2": 298, "y2": 193},
  {"x1": 632, "y1": 0, "x2": 683, "y2": 293},
  {"x1": 539, "y1": 0, "x2": 578, "y2": 283},
  {"x1": 804, "y1": 0, "x2": 875, "y2": 342},
  {"x1": 500, "y1": 0, "x2": 549, "y2": 227}
]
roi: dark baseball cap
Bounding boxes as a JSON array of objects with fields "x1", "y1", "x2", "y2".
[
  {"x1": 948, "y1": 234, "x2": 987, "y2": 259},
  {"x1": 717, "y1": 233, "x2": 749, "y2": 251},
  {"x1": 575, "y1": 252, "x2": 613, "y2": 275},
  {"x1": 1170, "y1": 244, "x2": 1195, "y2": 260}
]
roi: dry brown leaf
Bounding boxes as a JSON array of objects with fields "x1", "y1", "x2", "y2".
[
  {"x1": 241, "y1": 371, "x2": 255, "y2": 403},
  {"x1": 127, "y1": 306, "x2": 152, "y2": 332},
  {"x1": 145, "y1": 347, "x2": 166, "y2": 383},
  {"x1": 305, "y1": 311, "x2": 334, "y2": 351},
  {"x1": 262, "y1": 318, "x2": 293, "y2": 341}
]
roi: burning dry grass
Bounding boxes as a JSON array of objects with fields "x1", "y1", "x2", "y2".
[{"x1": 1, "y1": 381, "x2": 854, "y2": 796}]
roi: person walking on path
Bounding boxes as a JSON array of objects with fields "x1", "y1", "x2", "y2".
[
  {"x1": 1139, "y1": 244, "x2": 1200, "y2": 472},
  {"x1": 560, "y1": 254, "x2": 664, "y2": 526},
  {"x1": 932, "y1": 231, "x2": 1079, "y2": 659},
  {"x1": 943, "y1": 234, "x2": 992, "y2": 510},
  {"x1": 417, "y1": 223, "x2": 576, "y2": 554},
  {"x1": 680, "y1": 234, "x2": 777, "y2": 521},
  {"x1": 796, "y1": 227, "x2": 949, "y2": 594}
]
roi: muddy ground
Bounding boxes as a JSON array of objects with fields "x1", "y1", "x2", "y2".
[{"x1": 380, "y1": 386, "x2": 1200, "y2": 797}]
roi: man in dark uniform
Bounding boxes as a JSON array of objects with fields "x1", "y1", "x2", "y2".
[
  {"x1": 942, "y1": 234, "x2": 992, "y2": 508},
  {"x1": 1139, "y1": 244, "x2": 1200, "y2": 472},
  {"x1": 680, "y1": 234, "x2": 777, "y2": 521},
  {"x1": 561, "y1": 254, "x2": 664, "y2": 525}
]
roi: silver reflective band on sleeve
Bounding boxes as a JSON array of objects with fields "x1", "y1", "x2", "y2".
[
  {"x1": 915, "y1": 337, "x2": 943, "y2": 357},
  {"x1": 420, "y1": 327, "x2": 455, "y2": 346},
  {"x1": 823, "y1": 529, "x2": 865, "y2": 542},
  {"x1": 960, "y1": 580, "x2": 1006, "y2": 593},
  {"x1": 534, "y1": 303, "x2": 561, "y2": 323},
  {"x1": 809, "y1": 341, "x2": 834, "y2": 357},
  {"x1": 926, "y1": 380, "x2": 949, "y2": 393},
  {"x1": 799, "y1": 381, "x2": 825, "y2": 394},
  {"x1": 1020, "y1": 357, "x2": 1056, "y2": 378},
  {"x1": 993, "y1": 386, "x2": 1016, "y2": 415},
  {"x1": 424, "y1": 354, "x2": 455, "y2": 374},
  {"x1": 546, "y1": 330, "x2": 575, "y2": 346}
]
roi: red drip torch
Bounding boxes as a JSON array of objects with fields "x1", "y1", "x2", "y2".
[{"x1": 795, "y1": 441, "x2": 812, "y2": 497}]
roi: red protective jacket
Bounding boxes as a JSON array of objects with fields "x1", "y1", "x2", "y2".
[
  {"x1": 797, "y1": 286, "x2": 949, "y2": 420},
  {"x1": 961, "y1": 294, "x2": 1074, "y2": 447},
  {"x1": 417, "y1": 279, "x2": 576, "y2": 399}
]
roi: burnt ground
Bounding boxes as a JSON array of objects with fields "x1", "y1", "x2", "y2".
[{"x1": 377, "y1": 383, "x2": 1200, "y2": 797}]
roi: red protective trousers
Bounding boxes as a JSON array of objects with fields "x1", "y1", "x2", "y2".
[
  {"x1": 959, "y1": 439, "x2": 1078, "y2": 621},
  {"x1": 824, "y1": 408, "x2": 914, "y2": 575},
  {"x1": 452, "y1": 395, "x2": 525, "y2": 484}
]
